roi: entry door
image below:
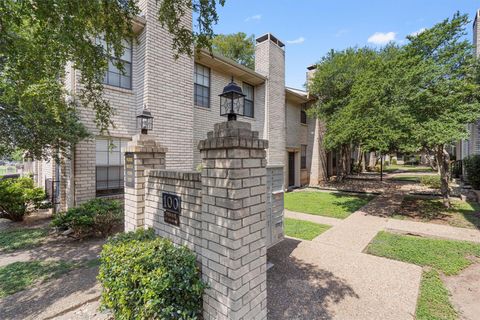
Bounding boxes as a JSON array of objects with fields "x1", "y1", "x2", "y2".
[{"x1": 288, "y1": 152, "x2": 295, "y2": 187}]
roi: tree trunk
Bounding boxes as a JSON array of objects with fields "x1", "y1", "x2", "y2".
[
  {"x1": 368, "y1": 152, "x2": 377, "y2": 170},
  {"x1": 361, "y1": 151, "x2": 366, "y2": 172},
  {"x1": 436, "y1": 145, "x2": 451, "y2": 208},
  {"x1": 336, "y1": 144, "x2": 349, "y2": 181}
]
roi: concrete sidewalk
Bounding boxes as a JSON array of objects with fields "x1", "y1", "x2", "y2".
[{"x1": 268, "y1": 238, "x2": 422, "y2": 320}]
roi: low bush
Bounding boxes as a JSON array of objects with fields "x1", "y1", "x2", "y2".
[
  {"x1": 391, "y1": 158, "x2": 398, "y2": 165},
  {"x1": 0, "y1": 177, "x2": 46, "y2": 221},
  {"x1": 464, "y1": 155, "x2": 480, "y2": 190},
  {"x1": 420, "y1": 175, "x2": 441, "y2": 189},
  {"x1": 98, "y1": 229, "x2": 206, "y2": 320},
  {"x1": 52, "y1": 198, "x2": 122, "y2": 238}
]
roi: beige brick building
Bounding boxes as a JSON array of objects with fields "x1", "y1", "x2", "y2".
[{"x1": 27, "y1": 0, "x2": 332, "y2": 210}]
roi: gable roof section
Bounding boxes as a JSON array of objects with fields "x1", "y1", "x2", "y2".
[
  {"x1": 285, "y1": 87, "x2": 310, "y2": 104},
  {"x1": 195, "y1": 50, "x2": 266, "y2": 86}
]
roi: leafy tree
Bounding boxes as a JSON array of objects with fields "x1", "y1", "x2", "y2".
[
  {"x1": 1, "y1": 0, "x2": 225, "y2": 160},
  {"x1": 308, "y1": 47, "x2": 387, "y2": 179},
  {"x1": 401, "y1": 12, "x2": 480, "y2": 206},
  {"x1": 309, "y1": 12, "x2": 480, "y2": 206},
  {"x1": 212, "y1": 32, "x2": 255, "y2": 69}
]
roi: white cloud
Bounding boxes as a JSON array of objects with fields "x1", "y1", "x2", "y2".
[
  {"x1": 245, "y1": 14, "x2": 261, "y2": 22},
  {"x1": 367, "y1": 32, "x2": 397, "y2": 45},
  {"x1": 409, "y1": 28, "x2": 426, "y2": 37},
  {"x1": 286, "y1": 37, "x2": 305, "y2": 45}
]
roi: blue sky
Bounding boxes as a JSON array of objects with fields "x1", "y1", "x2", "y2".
[{"x1": 212, "y1": 0, "x2": 479, "y2": 89}]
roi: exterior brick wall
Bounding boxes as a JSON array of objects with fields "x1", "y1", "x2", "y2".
[
  {"x1": 255, "y1": 35, "x2": 286, "y2": 167},
  {"x1": 145, "y1": 171, "x2": 202, "y2": 252}
]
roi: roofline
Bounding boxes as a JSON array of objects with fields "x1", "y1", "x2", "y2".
[
  {"x1": 196, "y1": 49, "x2": 266, "y2": 82},
  {"x1": 285, "y1": 87, "x2": 311, "y2": 102}
]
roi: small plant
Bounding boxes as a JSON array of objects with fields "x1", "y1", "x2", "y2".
[
  {"x1": 391, "y1": 157, "x2": 398, "y2": 165},
  {"x1": 0, "y1": 177, "x2": 46, "y2": 221},
  {"x1": 464, "y1": 155, "x2": 480, "y2": 190},
  {"x1": 420, "y1": 175, "x2": 441, "y2": 189},
  {"x1": 98, "y1": 229, "x2": 206, "y2": 320},
  {"x1": 52, "y1": 198, "x2": 123, "y2": 238}
]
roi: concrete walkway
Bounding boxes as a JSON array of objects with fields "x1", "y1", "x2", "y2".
[
  {"x1": 274, "y1": 192, "x2": 480, "y2": 319},
  {"x1": 268, "y1": 239, "x2": 422, "y2": 320}
]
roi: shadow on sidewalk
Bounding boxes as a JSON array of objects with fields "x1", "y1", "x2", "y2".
[
  {"x1": 267, "y1": 238, "x2": 358, "y2": 320},
  {"x1": 0, "y1": 266, "x2": 100, "y2": 320}
]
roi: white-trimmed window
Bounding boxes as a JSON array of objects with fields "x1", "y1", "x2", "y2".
[
  {"x1": 97, "y1": 38, "x2": 132, "y2": 89},
  {"x1": 95, "y1": 138, "x2": 128, "y2": 195},
  {"x1": 194, "y1": 63, "x2": 210, "y2": 107},
  {"x1": 243, "y1": 83, "x2": 254, "y2": 118}
]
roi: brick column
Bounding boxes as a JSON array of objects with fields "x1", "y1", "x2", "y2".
[
  {"x1": 199, "y1": 121, "x2": 268, "y2": 320},
  {"x1": 123, "y1": 134, "x2": 167, "y2": 232}
]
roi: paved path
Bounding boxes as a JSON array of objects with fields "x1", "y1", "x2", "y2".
[
  {"x1": 0, "y1": 266, "x2": 103, "y2": 320},
  {"x1": 285, "y1": 209, "x2": 343, "y2": 227},
  {"x1": 386, "y1": 219, "x2": 480, "y2": 243},
  {"x1": 276, "y1": 191, "x2": 480, "y2": 319},
  {"x1": 268, "y1": 239, "x2": 422, "y2": 320}
]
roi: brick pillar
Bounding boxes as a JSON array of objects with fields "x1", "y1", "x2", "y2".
[
  {"x1": 123, "y1": 134, "x2": 167, "y2": 232},
  {"x1": 199, "y1": 121, "x2": 268, "y2": 320}
]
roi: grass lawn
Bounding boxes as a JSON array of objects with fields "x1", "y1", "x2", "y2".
[
  {"x1": 393, "y1": 196, "x2": 480, "y2": 229},
  {"x1": 389, "y1": 175, "x2": 422, "y2": 183},
  {"x1": 284, "y1": 218, "x2": 330, "y2": 240},
  {"x1": 366, "y1": 231, "x2": 480, "y2": 320},
  {"x1": 383, "y1": 164, "x2": 434, "y2": 173},
  {"x1": 416, "y1": 270, "x2": 457, "y2": 320},
  {"x1": 0, "y1": 260, "x2": 76, "y2": 298},
  {"x1": 284, "y1": 191, "x2": 373, "y2": 219},
  {"x1": 0, "y1": 228, "x2": 49, "y2": 252}
]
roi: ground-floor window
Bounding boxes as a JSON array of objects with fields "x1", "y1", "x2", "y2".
[
  {"x1": 95, "y1": 138, "x2": 128, "y2": 196},
  {"x1": 301, "y1": 145, "x2": 307, "y2": 169}
]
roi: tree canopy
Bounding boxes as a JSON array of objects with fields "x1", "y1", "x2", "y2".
[
  {"x1": 0, "y1": 0, "x2": 225, "y2": 159},
  {"x1": 212, "y1": 32, "x2": 255, "y2": 69},
  {"x1": 308, "y1": 12, "x2": 480, "y2": 205}
]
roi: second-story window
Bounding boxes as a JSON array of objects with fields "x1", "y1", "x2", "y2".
[
  {"x1": 301, "y1": 145, "x2": 307, "y2": 169},
  {"x1": 194, "y1": 63, "x2": 210, "y2": 108},
  {"x1": 97, "y1": 38, "x2": 132, "y2": 90},
  {"x1": 243, "y1": 83, "x2": 254, "y2": 118},
  {"x1": 301, "y1": 103, "x2": 307, "y2": 124}
]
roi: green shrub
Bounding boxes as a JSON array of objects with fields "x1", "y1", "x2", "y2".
[
  {"x1": 391, "y1": 158, "x2": 398, "y2": 165},
  {"x1": 464, "y1": 155, "x2": 480, "y2": 190},
  {"x1": 0, "y1": 177, "x2": 46, "y2": 221},
  {"x1": 98, "y1": 229, "x2": 206, "y2": 320},
  {"x1": 52, "y1": 198, "x2": 122, "y2": 238},
  {"x1": 420, "y1": 175, "x2": 441, "y2": 189}
]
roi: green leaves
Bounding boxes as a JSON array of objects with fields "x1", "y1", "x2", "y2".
[
  {"x1": 0, "y1": 0, "x2": 139, "y2": 159},
  {"x1": 98, "y1": 229, "x2": 206, "y2": 320},
  {"x1": 309, "y1": 12, "x2": 480, "y2": 155},
  {"x1": 212, "y1": 32, "x2": 255, "y2": 69},
  {"x1": 0, "y1": 177, "x2": 46, "y2": 221}
]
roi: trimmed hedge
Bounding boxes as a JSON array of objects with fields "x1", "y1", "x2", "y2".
[
  {"x1": 464, "y1": 155, "x2": 480, "y2": 190},
  {"x1": 98, "y1": 229, "x2": 206, "y2": 320},
  {"x1": 52, "y1": 198, "x2": 122, "y2": 238}
]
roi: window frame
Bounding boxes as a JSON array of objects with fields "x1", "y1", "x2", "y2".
[
  {"x1": 194, "y1": 63, "x2": 211, "y2": 108},
  {"x1": 98, "y1": 38, "x2": 133, "y2": 90},
  {"x1": 95, "y1": 138, "x2": 126, "y2": 196},
  {"x1": 300, "y1": 103, "x2": 307, "y2": 124},
  {"x1": 243, "y1": 82, "x2": 255, "y2": 118},
  {"x1": 301, "y1": 145, "x2": 307, "y2": 169}
]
